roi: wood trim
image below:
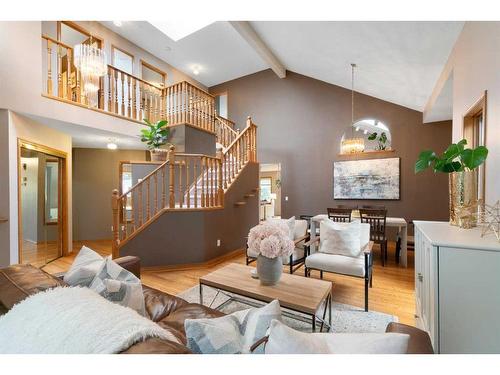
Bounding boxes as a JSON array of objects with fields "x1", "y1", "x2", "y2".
[
  {"x1": 58, "y1": 21, "x2": 103, "y2": 46},
  {"x1": 338, "y1": 149, "x2": 396, "y2": 157},
  {"x1": 140, "y1": 59, "x2": 166, "y2": 87},
  {"x1": 142, "y1": 248, "x2": 246, "y2": 272},
  {"x1": 43, "y1": 158, "x2": 59, "y2": 226},
  {"x1": 17, "y1": 139, "x2": 69, "y2": 264},
  {"x1": 111, "y1": 44, "x2": 135, "y2": 74}
]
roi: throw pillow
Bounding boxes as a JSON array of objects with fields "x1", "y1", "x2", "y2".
[
  {"x1": 268, "y1": 216, "x2": 296, "y2": 240},
  {"x1": 265, "y1": 320, "x2": 410, "y2": 354},
  {"x1": 63, "y1": 246, "x2": 105, "y2": 287},
  {"x1": 319, "y1": 220, "x2": 361, "y2": 257},
  {"x1": 185, "y1": 299, "x2": 282, "y2": 354},
  {"x1": 89, "y1": 257, "x2": 146, "y2": 316}
]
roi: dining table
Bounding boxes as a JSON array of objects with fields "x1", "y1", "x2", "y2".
[{"x1": 309, "y1": 214, "x2": 408, "y2": 267}]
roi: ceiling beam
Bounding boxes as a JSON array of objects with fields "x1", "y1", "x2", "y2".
[{"x1": 229, "y1": 21, "x2": 286, "y2": 79}]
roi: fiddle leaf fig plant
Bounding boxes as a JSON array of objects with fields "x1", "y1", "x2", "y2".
[
  {"x1": 415, "y1": 139, "x2": 488, "y2": 174},
  {"x1": 140, "y1": 119, "x2": 170, "y2": 150},
  {"x1": 368, "y1": 131, "x2": 388, "y2": 150}
]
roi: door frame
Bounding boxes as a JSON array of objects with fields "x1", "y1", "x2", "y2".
[{"x1": 17, "y1": 139, "x2": 69, "y2": 264}]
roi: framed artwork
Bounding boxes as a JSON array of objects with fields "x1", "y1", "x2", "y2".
[{"x1": 333, "y1": 157, "x2": 400, "y2": 200}]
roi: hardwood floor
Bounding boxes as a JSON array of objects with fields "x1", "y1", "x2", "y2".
[{"x1": 43, "y1": 239, "x2": 416, "y2": 326}]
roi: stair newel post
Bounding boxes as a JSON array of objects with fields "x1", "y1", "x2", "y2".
[
  {"x1": 111, "y1": 189, "x2": 120, "y2": 259},
  {"x1": 168, "y1": 145, "x2": 176, "y2": 209},
  {"x1": 218, "y1": 158, "x2": 224, "y2": 206}
]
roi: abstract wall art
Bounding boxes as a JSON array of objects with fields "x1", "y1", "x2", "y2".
[{"x1": 333, "y1": 157, "x2": 400, "y2": 200}]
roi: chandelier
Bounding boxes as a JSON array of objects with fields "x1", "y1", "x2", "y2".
[
  {"x1": 73, "y1": 39, "x2": 107, "y2": 108},
  {"x1": 341, "y1": 63, "x2": 365, "y2": 154}
]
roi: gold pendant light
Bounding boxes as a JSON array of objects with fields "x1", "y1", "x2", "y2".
[{"x1": 341, "y1": 63, "x2": 365, "y2": 154}]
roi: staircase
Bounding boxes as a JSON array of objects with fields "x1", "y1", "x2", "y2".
[{"x1": 111, "y1": 117, "x2": 258, "y2": 258}]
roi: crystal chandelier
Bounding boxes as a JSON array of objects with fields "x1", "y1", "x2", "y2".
[
  {"x1": 73, "y1": 39, "x2": 107, "y2": 108},
  {"x1": 341, "y1": 63, "x2": 365, "y2": 154}
]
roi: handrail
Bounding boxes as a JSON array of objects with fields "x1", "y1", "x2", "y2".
[
  {"x1": 108, "y1": 64, "x2": 163, "y2": 90},
  {"x1": 215, "y1": 115, "x2": 239, "y2": 148},
  {"x1": 119, "y1": 158, "x2": 170, "y2": 199},
  {"x1": 42, "y1": 34, "x2": 73, "y2": 51},
  {"x1": 216, "y1": 114, "x2": 236, "y2": 129}
]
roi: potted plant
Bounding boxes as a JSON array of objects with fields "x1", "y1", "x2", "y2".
[
  {"x1": 247, "y1": 221, "x2": 294, "y2": 285},
  {"x1": 368, "y1": 131, "x2": 388, "y2": 150},
  {"x1": 415, "y1": 139, "x2": 488, "y2": 228},
  {"x1": 140, "y1": 119, "x2": 171, "y2": 161}
]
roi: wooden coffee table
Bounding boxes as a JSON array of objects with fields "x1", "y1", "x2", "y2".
[{"x1": 199, "y1": 263, "x2": 333, "y2": 332}]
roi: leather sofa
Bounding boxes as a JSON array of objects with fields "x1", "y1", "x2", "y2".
[{"x1": 0, "y1": 256, "x2": 433, "y2": 354}]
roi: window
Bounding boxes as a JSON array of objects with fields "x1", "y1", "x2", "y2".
[
  {"x1": 141, "y1": 60, "x2": 166, "y2": 88},
  {"x1": 112, "y1": 46, "x2": 134, "y2": 74},
  {"x1": 260, "y1": 177, "x2": 272, "y2": 202},
  {"x1": 215, "y1": 92, "x2": 228, "y2": 118},
  {"x1": 463, "y1": 90, "x2": 487, "y2": 201}
]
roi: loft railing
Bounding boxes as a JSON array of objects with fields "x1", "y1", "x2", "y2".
[
  {"x1": 215, "y1": 115, "x2": 239, "y2": 148},
  {"x1": 41, "y1": 35, "x2": 215, "y2": 132}
]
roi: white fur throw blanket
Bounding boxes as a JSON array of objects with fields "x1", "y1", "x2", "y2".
[{"x1": 0, "y1": 286, "x2": 179, "y2": 353}]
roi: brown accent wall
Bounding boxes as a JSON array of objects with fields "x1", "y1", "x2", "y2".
[
  {"x1": 210, "y1": 70, "x2": 452, "y2": 222},
  {"x1": 120, "y1": 162, "x2": 259, "y2": 267},
  {"x1": 72, "y1": 148, "x2": 148, "y2": 242}
]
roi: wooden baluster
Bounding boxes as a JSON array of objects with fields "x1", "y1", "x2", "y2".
[
  {"x1": 154, "y1": 173, "x2": 158, "y2": 215},
  {"x1": 130, "y1": 192, "x2": 136, "y2": 234},
  {"x1": 144, "y1": 86, "x2": 149, "y2": 121},
  {"x1": 168, "y1": 146, "x2": 175, "y2": 208},
  {"x1": 131, "y1": 78, "x2": 136, "y2": 120},
  {"x1": 211, "y1": 158, "x2": 215, "y2": 206},
  {"x1": 194, "y1": 158, "x2": 198, "y2": 208},
  {"x1": 179, "y1": 158, "x2": 183, "y2": 208},
  {"x1": 162, "y1": 165, "x2": 167, "y2": 208},
  {"x1": 114, "y1": 71, "x2": 119, "y2": 113},
  {"x1": 111, "y1": 190, "x2": 120, "y2": 259},
  {"x1": 107, "y1": 67, "x2": 113, "y2": 112},
  {"x1": 201, "y1": 157, "x2": 205, "y2": 208},
  {"x1": 76, "y1": 69, "x2": 81, "y2": 104},
  {"x1": 146, "y1": 179, "x2": 151, "y2": 221},
  {"x1": 66, "y1": 48, "x2": 72, "y2": 101},
  {"x1": 46, "y1": 40, "x2": 53, "y2": 95},
  {"x1": 138, "y1": 185, "x2": 143, "y2": 226},
  {"x1": 57, "y1": 44, "x2": 63, "y2": 97},
  {"x1": 120, "y1": 72, "x2": 125, "y2": 116},
  {"x1": 218, "y1": 159, "x2": 223, "y2": 206},
  {"x1": 223, "y1": 154, "x2": 228, "y2": 189},
  {"x1": 127, "y1": 77, "x2": 132, "y2": 119},
  {"x1": 186, "y1": 157, "x2": 191, "y2": 208},
  {"x1": 122, "y1": 194, "x2": 128, "y2": 239}
]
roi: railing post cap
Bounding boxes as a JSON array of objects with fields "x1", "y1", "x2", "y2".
[
  {"x1": 169, "y1": 144, "x2": 175, "y2": 151},
  {"x1": 112, "y1": 189, "x2": 119, "y2": 196}
]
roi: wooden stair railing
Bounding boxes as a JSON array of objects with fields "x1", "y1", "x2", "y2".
[
  {"x1": 111, "y1": 147, "x2": 223, "y2": 258},
  {"x1": 221, "y1": 117, "x2": 257, "y2": 189},
  {"x1": 215, "y1": 115, "x2": 239, "y2": 148}
]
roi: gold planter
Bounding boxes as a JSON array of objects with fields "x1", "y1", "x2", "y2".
[{"x1": 449, "y1": 170, "x2": 478, "y2": 228}]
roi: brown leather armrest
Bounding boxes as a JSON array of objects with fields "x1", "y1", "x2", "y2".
[
  {"x1": 385, "y1": 322, "x2": 434, "y2": 354},
  {"x1": 114, "y1": 256, "x2": 141, "y2": 278}
]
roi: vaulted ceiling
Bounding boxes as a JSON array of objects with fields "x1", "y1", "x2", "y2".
[{"x1": 102, "y1": 21, "x2": 464, "y2": 114}]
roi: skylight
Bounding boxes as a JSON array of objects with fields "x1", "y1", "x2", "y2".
[{"x1": 149, "y1": 20, "x2": 213, "y2": 42}]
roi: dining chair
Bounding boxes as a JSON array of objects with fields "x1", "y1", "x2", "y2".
[
  {"x1": 327, "y1": 207, "x2": 353, "y2": 222},
  {"x1": 396, "y1": 220, "x2": 414, "y2": 264},
  {"x1": 359, "y1": 209, "x2": 388, "y2": 266}
]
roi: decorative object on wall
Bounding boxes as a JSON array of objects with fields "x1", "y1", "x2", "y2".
[
  {"x1": 73, "y1": 38, "x2": 107, "y2": 107},
  {"x1": 476, "y1": 201, "x2": 500, "y2": 242},
  {"x1": 415, "y1": 139, "x2": 488, "y2": 228},
  {"x1": 139, "y1": 119, "x2": 172, "y2": 161},
  {"x1": 340, "y1": 63, "x2": 365, "y2": 154},
  {"x1": 368, "y1": 131, "x2": 388, "y2": 150},
  {"x1": 341, "y1": 119, "x2": 393, "y2": 154},
  {"x1": 333, "y1": 157, "x2": 400, "y2": 200}
]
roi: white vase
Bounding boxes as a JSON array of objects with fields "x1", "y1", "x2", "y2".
[{"x1": 256, "y1": 255, "x2": 282, "y2": 286}]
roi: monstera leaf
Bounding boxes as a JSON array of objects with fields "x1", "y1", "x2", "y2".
[
  {"x1": 461, "y1": 146, "x2": 488, "y2": 170},
  {"x1": 415, "y1": 150, "x2": 437, "y2": 173}
]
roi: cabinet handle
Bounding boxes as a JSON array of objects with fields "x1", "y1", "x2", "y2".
[{"x1": 417, "y1": 273, "x2": 423, "y2": 282}]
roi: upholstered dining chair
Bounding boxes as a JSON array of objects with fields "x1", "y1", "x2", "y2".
[
  {"x1": 303, "y1": 221, "x2": 373, "y2": 311},
  {"x1": 359, "y1": 209, "x2": 388, "y2": 266},
  {"x1": 327, "y1": 207, "x2": 353, "y2": 222},
  {"x1": 246, "y1": 219, "x2": 310, "y2": 274}
]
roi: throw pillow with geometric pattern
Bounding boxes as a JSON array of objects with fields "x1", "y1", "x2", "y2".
[
  {"x1": 89, "y1": 257, "x2": 146, "y2": 316},
  {"x1": 63, "y1": 246, "x2": 105, "y2": 287},
  {"x1": 185, "y1": 299, "x2": 282, "y2": 354}
]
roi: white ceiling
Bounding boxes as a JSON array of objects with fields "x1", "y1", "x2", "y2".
[{"x1": 102, "y1": 21, "x2": 463, "y2": 113}]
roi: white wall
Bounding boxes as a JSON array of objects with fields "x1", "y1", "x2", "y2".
[
  {"x1": 4, "y1": 112, "x2": 73, "y2": 265},
  {"x1": 425, "y1": 22, "x2": 500, "y2": 203}
]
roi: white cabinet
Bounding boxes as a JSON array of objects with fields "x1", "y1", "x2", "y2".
[{"x1": 414, "y1": 221, "x2": 500, "y2": 353}]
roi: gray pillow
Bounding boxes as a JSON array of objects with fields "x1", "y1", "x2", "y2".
[
  {"x1": 89, "y1": 257, "x2": 146, "y2": 316},
  {"x1": 63, "y1": 246, "x2": 105, "y2": 287},
  {"x1": 185, "y1": 299, "x2": 282, "y2": 354},
  {"x1": 265, "y1": 319, "x2": 410, "y2": 354}
]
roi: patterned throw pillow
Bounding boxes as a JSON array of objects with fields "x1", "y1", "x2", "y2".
[
  {"x1": 89, "y1": 258, "x2": 146, "y2": 316},
  {"x1": 63, "y1": 246, "x2": 105, "y2": 287},
  {"x1": 185, "y1": 299, "x2": 282, "y2": 354}
]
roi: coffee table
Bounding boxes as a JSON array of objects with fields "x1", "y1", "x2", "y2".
[{"x1": 199, "y1": 263, "x2": 333, "y2": 332}]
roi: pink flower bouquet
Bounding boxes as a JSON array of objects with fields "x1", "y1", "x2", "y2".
[{"x1": 247, "y1": 221, "x2": 294, "y2": 259}]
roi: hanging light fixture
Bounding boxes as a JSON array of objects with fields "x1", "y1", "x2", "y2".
[
  {"x1": 341, "y1": 63, "x2": 365, "y2": 154},
  {"x1": 73, "y1": 37, "x2": 107, "y2": 108}
]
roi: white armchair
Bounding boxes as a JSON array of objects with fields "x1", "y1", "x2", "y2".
[
  {"x1": 304, "y1": 222, "x2": 373, "y2": 311},
  {"x1": 246, "y1": 219, "x2": 309, "y2": 274}
]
